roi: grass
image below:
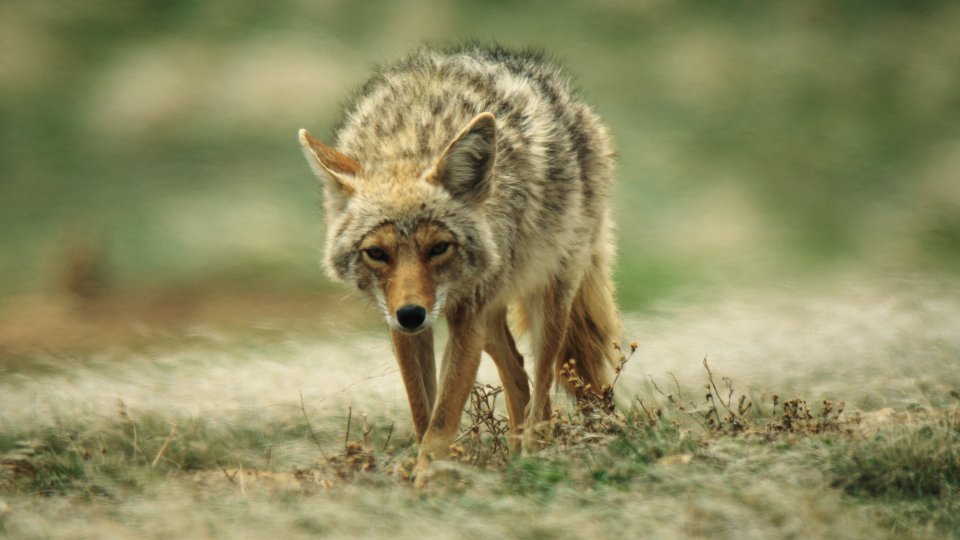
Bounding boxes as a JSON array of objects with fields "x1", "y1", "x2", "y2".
[
  {"x1": 4, "y1": 377, "x2": 955, "y2": 538},
  {"x1": 2, "y1": 280, "x2": 959, "y2": 538}
]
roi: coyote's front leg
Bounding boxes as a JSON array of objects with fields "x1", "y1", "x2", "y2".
[
  {"x1": 523, "y1": 280, "x2": 573, "y2": 454},
  {"x1": 390, "y1": 329, "x2": 436, "y2": 442},
  {"x1": 412, "y1": 307, "x2": 484, "y2": 487},
  {"x1": 483, "y1": 307, "x2": 530, "y2": 450}
]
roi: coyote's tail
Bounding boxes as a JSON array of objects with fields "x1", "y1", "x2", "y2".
[{"x1": 556, "y1": 247, "x2": 621, "y2": 397}]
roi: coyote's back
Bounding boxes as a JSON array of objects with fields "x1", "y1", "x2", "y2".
[{"x1": 299, "y1": 45, "x2": 620, "y2": 480}]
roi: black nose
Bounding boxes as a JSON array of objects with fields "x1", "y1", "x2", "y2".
[{"x1": 396, "y1": 305, "x2": 427, "y2": 330}]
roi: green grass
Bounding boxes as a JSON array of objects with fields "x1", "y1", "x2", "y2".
[
  {"x1": 829, "y1": 410, "x2": 960, "y2": 499},
  {"x1": 3, "y1": 387, "x2": 956, "y2": 538}
]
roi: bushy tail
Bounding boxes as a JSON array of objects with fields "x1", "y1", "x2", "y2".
[{"x1": 556, "y1": 250, "x2": 621, "y2": 397}]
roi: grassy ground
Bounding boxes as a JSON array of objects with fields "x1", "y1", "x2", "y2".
[{"x1": 2, "y1": 276, "x2": 958, "y2": 539}]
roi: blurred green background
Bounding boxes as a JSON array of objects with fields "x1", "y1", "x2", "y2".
[{"x1": 2, "y1": 0, "x2": 959, "y2": 312}]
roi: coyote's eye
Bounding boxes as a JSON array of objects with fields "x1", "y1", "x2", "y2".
[
  {"x1": 364, "y1": 247, "x2": 388, "y2": 263},
  {"x1": 428, "y1": 242, "x2": 450, "y2": 258}
]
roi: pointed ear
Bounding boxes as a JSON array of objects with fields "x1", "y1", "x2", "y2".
[
  {"x1": 298, "y1": 129, "x2": 359, "y2": 197},
  {"x1": 429, "y1": 112, "x2": 496, "y2": 204}
]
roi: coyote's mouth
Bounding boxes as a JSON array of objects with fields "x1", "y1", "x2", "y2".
[
  {"x1": 375, "y1": 288, "x2": 447, "y2": 334},
  {"x1": 395, "y1": 323, "x2": 430, "y2": 335}
]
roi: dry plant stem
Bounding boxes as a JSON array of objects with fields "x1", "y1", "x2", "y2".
[
  {"x1": 150, "y1": 420, "x2": 179, "y2": 468},
  {"x1": 459, "y1": 384, "x2": 510, "y2": 465},
  {"x1": 650, "y1": 374, "x2": 709, "y2": 430},
  {"x1": 299, "y1": 391, "x2": 328, "y2": 458},
  {"x1": 703, "y1": 357, "x2": 736, "y2": 413},
  {"x1": 217, "y1": 461, "x2": 238, "y2": 485},
  {"x1": 361, "y1": 413, "x2": 372, "y2": 447},
  {"x1": 239, "y1": 462, "x2": 246, "y2": 495},
  {"x1": 697, "y1": 356, "x2": 753, "y2": 432},
  {"x1": 117, "y1": 399, "x2": 144, "y2": 463},
  {"x1": 636, "y1": 397, "x2": 659, "y2": 426},
  {"x1": 345, "y1": 405, "x2": 352, "y2": 452},
  {"x1": 707, "y1": 394, "x2": 724, "y2": 427},
  {"x1": 383, "y1": 422, "x2": 394, "y2": 452},
  {"x1": 609, "y1": 341, "x2": 636, "y2": 389}
]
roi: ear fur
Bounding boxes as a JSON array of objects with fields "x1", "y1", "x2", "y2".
[
  {"x1": 429, "y1": 112, "x2": 497, "y2": 204},
  {"x1": 298, "y1": 129, "x2": 360, "y2": 197}
]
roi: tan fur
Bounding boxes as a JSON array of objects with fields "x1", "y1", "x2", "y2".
[
  {"x1": 298, "y1": 130, "x2": 359, "y2": 195},
  {"x1": 514, "y1": 227, "x2": 622, "y2": 396},
  {"x1": 298, "y1": 45, "x2": 621, "y2": 484},
  {"x1": 482, "y1": 308, "x2": 529, "y2": 434},
  {"x1": 390, "y1": 328, "x2": 435, "y2": 441}
]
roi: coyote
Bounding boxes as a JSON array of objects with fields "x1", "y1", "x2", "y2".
[{"x1": 298, "y1": 45, "x2": 620, "y2": 483}]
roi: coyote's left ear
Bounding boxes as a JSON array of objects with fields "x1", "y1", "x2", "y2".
[
  {"x1": 298, "y1": 129, "x2": 360, "y2": 198},
  {"x1": 429, "y1": 112, "x2": 496, "y2": 204}
]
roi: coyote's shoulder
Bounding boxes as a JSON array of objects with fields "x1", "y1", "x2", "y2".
[{"x1": 299, "y1": 44, "x2": 619, "y2": 484}]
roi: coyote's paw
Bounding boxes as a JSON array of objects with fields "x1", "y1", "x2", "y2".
[
  {"x1": 411, "y1": 452, "x2": 434, "y2": 488},
  {"x1": 508, "y1": 431, "x2": 523, "y2": 455},
  {"x1": 521, "y1": 417, "x2": 548, "y2": 455}
]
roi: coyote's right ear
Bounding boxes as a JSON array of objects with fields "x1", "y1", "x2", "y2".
[
  {"x1": 429, "y1": 112, "x2": 497, "y2": 205},
  {"x1": 298, "y1": 129, "x2": 359, "y2": 198}
]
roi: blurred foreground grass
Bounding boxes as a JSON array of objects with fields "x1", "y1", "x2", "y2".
[
  {"x1": 2, "y1": 1, "x2": 959, "y2": 312},
  {"x1": 2, "y1": 281, "x2": 959, "y2": 537}
]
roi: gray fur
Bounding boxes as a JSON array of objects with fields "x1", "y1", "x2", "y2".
[{"x1": 326, "y1": 45, "x2": 615, "y2": 312}]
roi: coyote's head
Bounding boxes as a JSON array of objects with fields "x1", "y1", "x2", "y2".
[{"x1": 298, "y1": 113, "x2": 501, "y2": 334}]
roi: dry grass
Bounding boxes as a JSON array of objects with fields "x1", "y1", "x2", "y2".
[{"x1": 1, "y1": 278, "x2": 959, "y2": 538}]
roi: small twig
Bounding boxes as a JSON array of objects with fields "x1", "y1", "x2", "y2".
[
  {"x1": 610, "y1": 341, "x2": 636, "y2": 389},
  {"x1": 636, "y1": 397, "x2": 659, "y2": 426},
  {"x1": 650, "y1": 374, "x2": 709, "y2": 430},
  {"x1": 361, "y1": 413, "x2": 372, "y2": 447},
  {"x1": 299, "y1": 391, "x2": 328, "y2": 458},
  {"x1": 98, "y1": 434, "x2": 107, "y2": 461},
  {"x1": 649, "y1": 375, "x2": 669, "y2": 398},
  {"x1": 454, "y1": 427, "x2": 474, "y2": 443},
  {"x1": 383, "y1": 422, "x2": 394, "y2": 452},
  {"x1": 706, "y1": 396, "x2": 724, "y2": 428},
  {"x1": 724, "y1": 377, "x2": 735, "y2": 409},
  {"x1": 345, "y1": 405, "x2": 353, "y2": 451},
  {"x1": 239, "y1": 462, "x2": 246, "y2": 495},
  {"x1": 217, "y1": 460, "x2": 238, "y2": 485},
  {"x1": 708, "y1": 359, "x2": 748, "y2": 419},
  {"x1": 703, "y1": 356, "x2": 729, "y2": 408},
  {"x1": 151, "y1": 420, "x2": 179, "y2": 468},
  {"x1": 117, "y1": 400, "x2": 144, "y2": 463},
  {"x1": 669, "y1": 372, "x2": 684, "y2": 402}
]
